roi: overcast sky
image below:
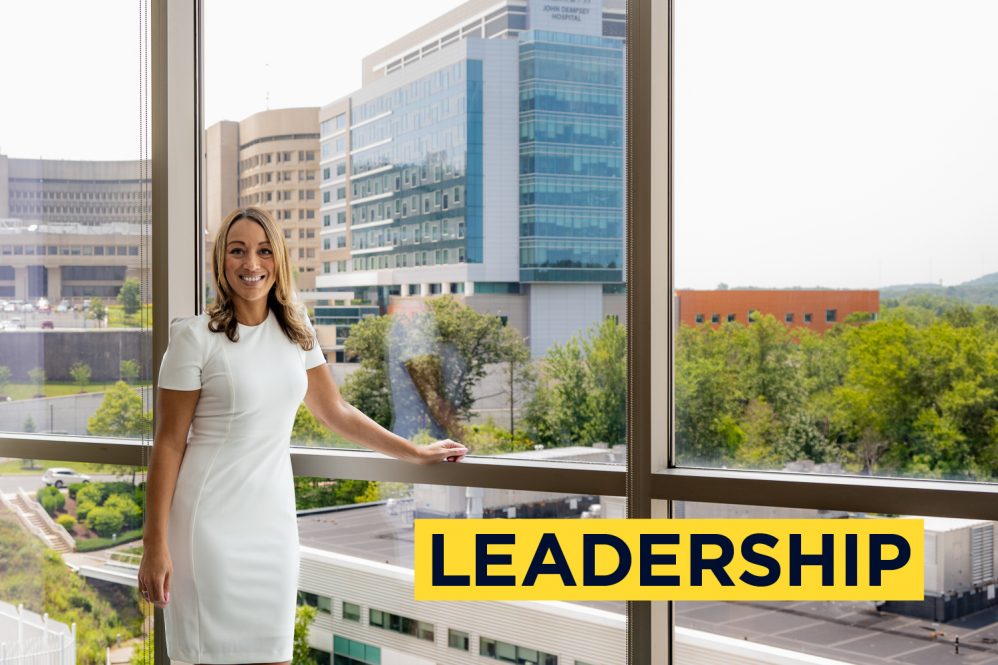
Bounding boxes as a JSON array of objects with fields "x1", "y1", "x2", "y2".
[{"x1": 2, "y1": 0, "x2": 995, "y2": 290}]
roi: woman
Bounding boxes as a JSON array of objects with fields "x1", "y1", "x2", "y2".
[{"x1": 138, "y1": 207, "x2": 466, "y2": 665}]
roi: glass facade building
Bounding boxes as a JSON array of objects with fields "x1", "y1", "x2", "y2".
[
  {"x1": 518, "y1": 30, "x2": 625, "y2": 283},
  {"x1": 325, "y1": 61, "x2": 483, "y2": 274}
]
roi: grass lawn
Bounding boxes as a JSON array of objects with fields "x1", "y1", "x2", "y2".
[
  {"x1": 105, "y1": 304, "x2": 153, "y2": 328},
  {"x1": 0, "y1": 381, "x2": 151, "y2": 401},
  {"x1": 0, "y1": 459, "x2": 113, "y2": 476}
]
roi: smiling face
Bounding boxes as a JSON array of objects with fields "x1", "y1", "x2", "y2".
[{"x1": 223, "y1": 218, "x2": 278, "y2": 312}]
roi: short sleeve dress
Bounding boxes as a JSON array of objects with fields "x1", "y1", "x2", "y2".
[{"x1": 157, "y1": 308, "x2": 325, "y2": 664}]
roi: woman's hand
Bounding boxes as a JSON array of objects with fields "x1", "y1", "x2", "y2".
[
  {"x1": 416, "y1": 438, "x2": 468, "y2": 464},
  {"x1": 138, "y1": 545, "x2": 173, "y2": 608}
]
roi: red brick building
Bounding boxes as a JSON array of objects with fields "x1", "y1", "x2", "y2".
[{"x1": 676, "y1": 289, "x2": 880, "y2": 334}]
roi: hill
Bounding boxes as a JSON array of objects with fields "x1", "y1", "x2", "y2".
[{"x1": 880, "y1": 272, "x2": 998, "y2": 307}]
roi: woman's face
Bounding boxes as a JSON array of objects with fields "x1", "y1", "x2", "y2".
[{"x1": 224, "y1": 218, "x2": 277, "y2": 308}]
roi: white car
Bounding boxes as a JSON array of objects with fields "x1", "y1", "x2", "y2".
[{"x1": 41, "y1": 468, "x2": 92, "y2": 488}]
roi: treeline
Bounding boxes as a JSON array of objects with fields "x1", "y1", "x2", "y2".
[{"x1": 677, "y1": 296, "x2": 998, "y2": 479}]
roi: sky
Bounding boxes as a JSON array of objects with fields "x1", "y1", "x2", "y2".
[{"x1": 1, "y1": 0, "x2": 996, "y2": 290}]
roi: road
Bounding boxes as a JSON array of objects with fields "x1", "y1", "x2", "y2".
[{"x1": 0, "y1": 473, "x2": 130, "y2": 494}]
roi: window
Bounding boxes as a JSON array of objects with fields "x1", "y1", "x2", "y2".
[
  {"x1": 333, "y1": 636, "x2": 379, "y2": 665},
  {"x1": 448, "y1": 629, "x2": 470, "y2": 651},
  {"x1": 369, "y1": 608, "x2": 433, "y2": 641},
  {"x1": 804, "y1": 312, "x2": 813, "y2": 323},
  {"x1": 342, "y1": 601, "x2": 361, "y2": 622},
  {"x1": 710, "y1": 313, "x2": 720, "y2": 324},
  {"x1": 695, "y1": 313, "x2": 704, "y2": 324},
  {"x1": 726, "y1": 313, "x2": 736, "y2": 322},
  {"x1": 298, "y1": 591, "x2": 331, "y2": 614},
  {"x1": 337, "y1": 236, "x2": 346, "y2": 249},
  {"x1": 825, "y1": 308, "x2": 837, "y2": 323},
  {"x1": 785, "y1": 312, "x2": 794, "y2": 323},
  {"x1": 480, "y1": 637, "x2": 557, "y2": 665}
]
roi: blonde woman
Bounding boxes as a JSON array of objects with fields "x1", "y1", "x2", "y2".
[{"x1": 138, "y1": 207, "x2": 466, "y2": 665}]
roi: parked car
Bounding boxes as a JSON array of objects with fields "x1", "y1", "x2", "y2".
[
  {"x1": 2, "y1": 302, "x2": 15, "y2": 312},
  {"x1": 9, "y1": 318, "x2": 25, "y2": 329},
  {"x1": 41, "y1": 467, "x2": 92, "y2": 488},
  {"x1": 40, "y1": 320, "x2": 54, "y2": 329},
  {"x1": 55, "y1": 300, "x2": 70, "y2": 313}
]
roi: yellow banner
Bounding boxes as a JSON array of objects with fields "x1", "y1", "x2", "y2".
[{"x1": 414, "y1": 519, "x2": 923, "y2": 601}]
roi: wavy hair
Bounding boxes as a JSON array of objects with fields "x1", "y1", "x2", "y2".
[{"x1": 207, "y1": 207, "x2": 315, "y2": 350}]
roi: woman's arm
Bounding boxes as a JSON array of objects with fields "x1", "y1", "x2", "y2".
[
  {"x1": 139, "y1": 387, "x2": 200, "y2": 607},
  {"x1": 303, "y1": 364, "x2": 467, "y2": 464}
]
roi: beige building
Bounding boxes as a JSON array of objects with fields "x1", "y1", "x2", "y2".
[
  {"x1": 204, "y1": 108, "x2": 321, "y2": 291},
  {"x1": 0, "y1": 154, "x2": 150, "y2": 301}
]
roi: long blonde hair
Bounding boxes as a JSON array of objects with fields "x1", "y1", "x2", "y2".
[{"x1": 207, "y1": 207, "x2": 315, "y2": 350}]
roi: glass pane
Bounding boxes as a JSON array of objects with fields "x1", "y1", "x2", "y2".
[
  {"x1": 0, "y1": 2, "x2": 153, "y2": 440},
  {"x1": 205, "y1": 0, "x2": 627, "y2": 465},
  {"x1": 297, "y1": 481, "x2": 624, "y2": 664},
  {"x1": 674, "y1": 0, "x2": 998, "y2": 481},
  {"x1": 674, "y1": 501, "x2": 998, "y2": 664},
  {"x1": 0, "y1": 456, "x2": 151, "y2": 664}
]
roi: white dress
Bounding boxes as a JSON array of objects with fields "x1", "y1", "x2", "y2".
[{"x1": 157, "y1": 309, "x2": 326, "y2": 664}]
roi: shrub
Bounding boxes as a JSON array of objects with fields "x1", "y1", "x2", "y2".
[
  {"x1": 75, "y1": 528, "x2": 143, "y2": 553},
  {"x1": 87, "y1": 507, "x2": 125, "y2": 538},
  {"x1": 101, "y1": 482, "x2": 137, "y2": 502},
  {"x1": 75, "y1": 483, "x2": 103, "y2": 507},
  {"x1": 56, "y1": 514, "x2": 77, "y2": 531},
  {"x1": 36, "y1": 486, "x2": 65, "y2": 516},
  {"x1": 68, "y1": 483, "x2": 85, "y2": 500},
  {"x1": 76, "y1": 501, "x2": 96, "y2": 522},
  {"x1": 104, "y1": 495, "x2": 142, "y2": 530}
]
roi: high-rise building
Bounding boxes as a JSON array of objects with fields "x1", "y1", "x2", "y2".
[
  {"x1": 205, "y1": 108, "x2": 321, "y2": 290},
  {"x1": 316, "y1": 0, "x2": 626, "y2": 359},
  {"x1": 0, "y1": 154, "x2": 150, "y2": 301}
]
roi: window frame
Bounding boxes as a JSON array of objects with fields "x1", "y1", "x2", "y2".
[{"x1": 0, "y1": 2, "x2": 995, "y2": 665}]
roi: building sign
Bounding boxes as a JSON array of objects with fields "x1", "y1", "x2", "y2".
[{"x1": 528, "y1": 0, "x2": 604, "y2": 37}]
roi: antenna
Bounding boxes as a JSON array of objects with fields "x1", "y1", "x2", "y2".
[{"x1": 265, "y1": 63, "x2": 270, "y2": 109}]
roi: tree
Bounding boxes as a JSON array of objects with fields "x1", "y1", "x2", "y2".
[
  {"x1": 88, "y1": 381, "x2": 152, "y2": 438},
  {"x1": 525, "y1": 317, "x2": 628, "y2": 448},
  {"x1": 28, "y1": 366, "x2": 46, "y2": 397},
  {"x1": 120, "y1": 359, "x2": 141, "y2": 384},
  {"x1": 292, "y1": 605, "x2": 318, "y2": 665},
  {"x1": 342, "y1": 297, "x2": 530, "y2": 439},
  {"x1": 0, "y1": 365, "x2": 11, "y2": 397},
  {"x1": 88, "y1": 381, "x2": 153, "y2": 483},
  {"x1": 71, "y1": 361, "x2": 92, "y2": 392},
  {"x1": 89, "y1": 298, "x2": 106, "y2": 326},
  {"x1": 117, "y1": 278, "x2": 142, "y2": 316}
]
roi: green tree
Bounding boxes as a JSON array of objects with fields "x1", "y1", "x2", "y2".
[
  {"x1": 89, "y1": 298, "x2": 107, "y2": 325},
  {"x1": 580, "y1": 316, "x2": 627, "y2": 445},
  {"x1": 120, "y1": 358, "x2": 141, "y2": 384},
  {"x1": 342, "y1": 297, "x2": 529, "y2": 439},
  {"x1": 117, "y1": 278, "x2": 142, "y2": 315},
  {"x1": 88, "y1": 381, "x2": 153, "y2": 438},
  {"x1": 292, "y1": 604, "x2": 319, "y2": 665},
  {"x1": 71, "y1": 361, "x2": 92, "y2": 392},
  {"x1": 0, "y1": 364, "x2": 11, "y2": 396},
  {"x1": 28, "y1": 366, "x2": 46, "y2": 396},
  {"x1": 525, "y1": 317, "x2": 628, "y2": 448}
]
